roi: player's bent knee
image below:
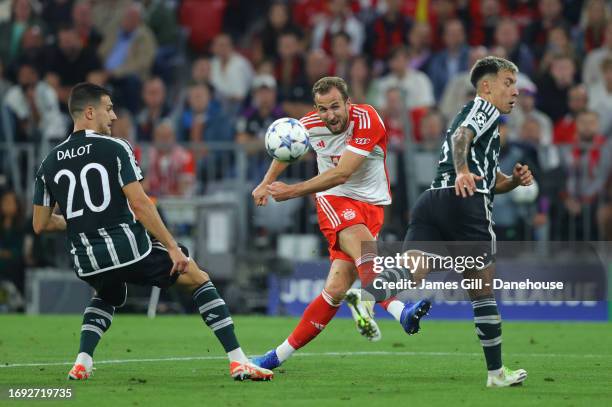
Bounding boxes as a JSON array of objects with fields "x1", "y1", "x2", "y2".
[{"x1": 324, "y1": 281, "x2": 349, "y2": 302}]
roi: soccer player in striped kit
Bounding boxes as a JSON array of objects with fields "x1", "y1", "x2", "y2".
[
  {"x1": 251, "y1": 77, "x2": 430, "y2": 370},
  {"x1": 32, "y1": 83, "x2": 272, "y2": 381}
]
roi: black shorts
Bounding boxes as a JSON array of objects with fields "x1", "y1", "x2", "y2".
[
  {"x1": 79, "y1": 243, "x2": 189, "y2": 307},
  {"x1": 404, "y1": 188, "x2": 496, "y2": 267}
]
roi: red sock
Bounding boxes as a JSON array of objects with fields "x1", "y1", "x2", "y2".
[
  {"x1": 287, "y1": 290, "x2": 340, "y2": 349},
  {"x1": 355, "y1": 254, "x2": 397, "y2": 311}
]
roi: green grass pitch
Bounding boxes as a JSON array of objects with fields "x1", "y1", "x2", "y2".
[{"x1": 0, "y1": 315, "x2": 610, "y2": 406}]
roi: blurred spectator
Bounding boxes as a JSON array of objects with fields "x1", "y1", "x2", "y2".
[
  {"x1": 587, "y1": 57, "x2": 612, "y2": 137},
  {"x1": 573, "y1": 0, "x2": 610, "y2": 58},
  {"x1": 71, "y1": 1, "x2": 103, "y2": 53},
  {"x1": 373, "y1": 46, "x2": 434, "y2": 111},
  {"x1": 42, "y1": 0, "x2": 73, "y2": 37},
  {"x1": 209, "y1": 33, "x2": 254, "y2": 117},
  {"x1": 136, "y1": 77, "x2": 171, "y2": 142},
  {"x1": 235, "y1": 74, "x2": 285, "y2": 180},
  {"x1": 381, "y1": 87, "x2": 409, "y2": 152},
  {"x1": 0, "y1": 189, "x2": 25, "y2": 308},
  {"x1": 311, "y1": 0, "x2": 365, "y2": 55},
  {"x1": 494, "y1": 117, "x2": 544, "y2": 240},
  {"x1": 143, "y1": 0, "x2": 180, "y2": 85},
  {"x1": 3, "y1": 63, "x2": 65, "y2": 142},
  {"x1": 9, "y1": 25, "x2": 45, "y2": 78},
  {"x1": 553, "y1": 83, "x2": 588, "y2": 144},
  {"x1": 275, "y1": 29, "x2": 306, "y2": 103},
  {"x1": 559, "y1": 110, "x2": 606, "y2": 239},
  {"x1": 428, "y1": 18, "x2": 469, "y2": 101},
  {"x1": 523, "y1": 0, "x2": 570, "y2": 59},
  {"x1": 190, "y1": 56, "x2": 212, "y2": 86},
  {"x1": 143, "y1": 0, "x2": 179, "y2": 48},
  {"x1": 235, "y1": 74, "x2": 284, "y2": 148},
  {"x1": 507, "y1": 77, "x2": 553, "y2": 142},
  {"x1": 582, "y1": 20, "x2": 612, "y2": 86},
  {"x1": 406, "y1": 21, "x2": 432, "y2": 73},
  {"x1": 346, "y1": 55, "x2": 376, "y2": 105},
  {"x1": 468, "y1": 0, "x2": 505, "y2": 48},
  {"x1": 419, "y1": 109, "x2": 445, "y2": 152},
  {"x1": 254, "y1": 1, "x2": 302, "y2": 62},
  {"x1": 329, "y1": 31, "x2": 353, "y2": 79},
  {"x1": 111, "y1": 108, "x2": 141, "y2": 161},
  {"x1": 0, "y1": 0, "x2": 43, "y2": 67},
  {"x1": 536, "y1": 53, "x2": 576, "y2": 122},
  {"x1": 426, "y1": 0, "x2": 458, "y2": 51},
  {"x1": 176, "y1": 83, "x2": 232, "y2": 143},
  {"x1": 91, "y1": 0, "x2": 130, "y2": 37},
  {"x1": 365, "y1": 0, "x2": 412, "y2": 64},
  {"x1": 282, "y1": 49, "x2": 331, "y2": 119},
  {"x1": 494, "y1": 17, "x2": 535, "y2": 78},
  {"x1": 144, "y1": 121, "x2": 196, "y2": 197},
  {"x1": 98, "y1": 2, "x2": 157, "y2": 113},
  {"x1": 439, "y1": 45, "x2": 487, "y2": 122},
  {"x1": 45, "y1": 24, "x2": 102, "y2": 105},
  {"x1": 538, "y1": 25, "x2": 578, "y2": 74}
]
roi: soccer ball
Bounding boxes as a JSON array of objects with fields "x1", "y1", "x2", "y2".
[
  {"x1": 511, "y1": 179, "x2": 539, "y2": 203},
  {"x1": 264, "y1": 118, "x2": 310, "y2": 162}
]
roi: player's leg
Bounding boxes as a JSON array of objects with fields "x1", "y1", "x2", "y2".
[
  {"x1": 252, "y1": 259, "x2": 356, "y2": 369},
  {"x1": 463, "y1": 266, "x2": 527, "y2": 387},
  {"x1": 339, "y1": 223, "x2": 430, "y2": 335},
  {"x1": 175, "y1": 258, "x2": 273, "y2": 381},
  {"x1": 68, "y1": 276, "x2": 127, "y2": 380},
  {"x1": 457, "y1": 193, "x2": 526, "y2": 387}
]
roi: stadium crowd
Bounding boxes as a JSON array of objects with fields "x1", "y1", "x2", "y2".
[{"x1": 1, "y1": 0, "x2": 612, "y2": 306}]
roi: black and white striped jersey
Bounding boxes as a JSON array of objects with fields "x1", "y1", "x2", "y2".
[
  {"x1": 430, "y1": 96, "x2": 501, "y2": 196},
  {"x1": 33, "y1": 129, "x2": 151, "y2": 276}
]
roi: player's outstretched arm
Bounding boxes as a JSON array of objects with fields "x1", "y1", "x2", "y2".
[
  {"x1": 494, "y1": 163, "x2": 533, "y2": 194},
  {"x1": 452, "y1": 126, "x2": 482, "y2": 198},
  {"x1": 267, "y1": 150, "x2": 366, "y2": 201},
  {"x1": 252, "y1": 159, "x2": 289, "y2": 206},
  {"x1": 32, "y1": 205, "x2": 66, "y2": 234},
  {"x1": 122, "y1": 181, "x2": 189, "y2": 275}
]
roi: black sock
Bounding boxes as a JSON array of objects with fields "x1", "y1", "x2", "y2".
[
  {"x1": 193, "y1": 281, "x2": 240, "y2": 353},
  {"x1": 472, "y1": 297, "x2": 502, "y2": 371},
  {"x1": 79, "y1": 298, "x2": 114, "y2": 356}
]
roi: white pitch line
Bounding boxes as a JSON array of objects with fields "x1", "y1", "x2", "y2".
[{"x1": 1, "y1": 350, "x2": 610, "y2": 369}]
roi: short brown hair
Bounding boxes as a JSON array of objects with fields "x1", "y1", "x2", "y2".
[
  {"x1": 312, "y1": 76, "x2": 349, "y2": 102},
  {"x1": 68, "y1": 82, "x2": 111, "y2": 119}
]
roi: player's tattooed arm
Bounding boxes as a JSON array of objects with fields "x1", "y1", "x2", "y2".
[
  {"x1": 451, "y1": 126, "x2": 482, "y2": 197},
  {"x1": 451, "y1": 126, "x2": 474, "y2": 174}
]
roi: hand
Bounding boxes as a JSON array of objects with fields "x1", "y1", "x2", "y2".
[
  {"x1": 168, "y1": 246, "x2": 189, "y2": 275},
  {"x1": 267, "y1": 181, "x2": 296, "y2": 202},
  {"x1": 455, "y1": 171, "x2": 483, "y2": 197},
  {"x1": 512, "y1": 163, "x2": 533, "y2": 187},
  {"x1": 252, "y1": 182, "x2": 269, "y2": 206}
]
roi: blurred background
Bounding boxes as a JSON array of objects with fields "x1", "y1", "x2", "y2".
[{"x1": 0, "y1": 0, "x2": 610, "y2": 317}]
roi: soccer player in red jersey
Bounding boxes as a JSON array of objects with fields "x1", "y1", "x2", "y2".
[{"x1": 251, "y1": 77, "x2": 430, "y2": 370}]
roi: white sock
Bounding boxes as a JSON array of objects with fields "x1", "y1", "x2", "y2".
[
  {"x1": 275, "y1": 339, "x2": 295, "y2": 363},
  {"x1": 385, "y1": 300, "x2": 405, "y2": 321},
  {"x1": 488, "y1": 367, "x2": 503, "y2": 376},
  {"x1": 227, "y1": 347, "x2": 249, "y2": 363},
  {"x1": 75, "y1": 352, "x2": 93, "y2": 370}
]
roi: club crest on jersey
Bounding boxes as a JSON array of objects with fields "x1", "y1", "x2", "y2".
[
  {"x1": 341, "y1": 208, "x2": 356, "y2": 221},
  {"x1": 475, "y1": 111, "x2": 488, "y2": 129},
  {"x1": 316, "y1": 140, "x2": 325, "y2": 148}
]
